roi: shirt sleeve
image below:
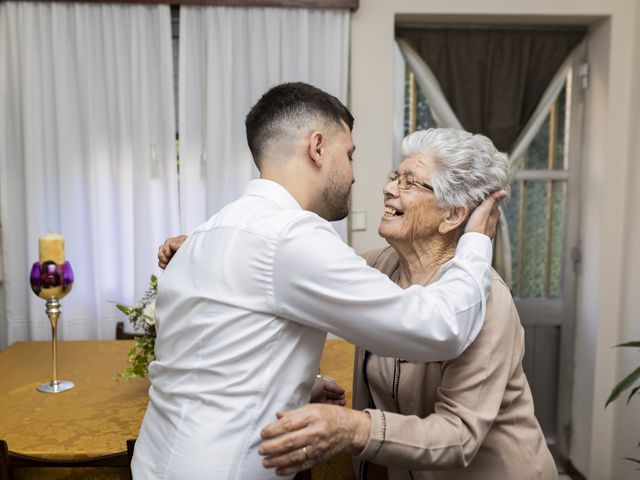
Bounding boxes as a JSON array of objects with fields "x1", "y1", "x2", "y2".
[
  {"x1": 271, "y1": 214, "x2": 492, "y2": 362},
  {"x1": 357, "y1": 276, "x2": 522, "y2": 468}
]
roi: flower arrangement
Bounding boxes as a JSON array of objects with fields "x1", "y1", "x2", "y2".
[{"x1": 116, "y1": 275, "x2": 157, "y2": 380}]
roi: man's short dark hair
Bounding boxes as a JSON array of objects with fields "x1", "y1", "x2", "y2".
[{"x1": 245, "y1": 82, "x2": 354, "y2": 167}]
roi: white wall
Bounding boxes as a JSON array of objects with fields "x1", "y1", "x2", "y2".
[
  {"x1": 611, "y1": 1, "x2": 640, "y2": 477},
  {"x1": 349, "y1": 0, "x2": 640, "y2": 478}
]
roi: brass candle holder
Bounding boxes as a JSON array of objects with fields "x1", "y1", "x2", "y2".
[{"x1": 29, "y1": 260, "x2": 75, "y2": 393}]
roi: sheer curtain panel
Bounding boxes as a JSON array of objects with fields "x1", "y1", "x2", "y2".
[
  {"x1": 0, "y1": 2, "x2": 179, "y2": 345},
  {"x1": 178, "y1": 6, "x2": 350, "y2": 238}
]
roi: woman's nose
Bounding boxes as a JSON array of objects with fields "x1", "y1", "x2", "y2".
[{"x1": 383, "y1": 179, "x2": 399, "y2": 197}]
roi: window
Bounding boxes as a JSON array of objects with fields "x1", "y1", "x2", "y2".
[
  {"x1": 403, "y1": 68, "x2": 438, "y2": 134},
  {"x1": 505, "y1": 81, "x2": 570, "y2": 298}
]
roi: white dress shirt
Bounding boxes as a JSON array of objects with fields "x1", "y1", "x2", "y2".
[{"x1": 132, "y1": 179, "x2": 493, "y2": 480}]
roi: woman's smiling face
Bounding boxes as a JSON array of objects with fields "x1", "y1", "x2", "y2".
[{"x1": 378, "y1": 154, "x2": 446, "y2": 244}]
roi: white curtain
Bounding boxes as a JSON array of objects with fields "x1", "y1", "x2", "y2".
[
  {"x1": 178, "y1": 6, "x2": 350, "y2": 238},
  {"x1": 0, "y1": 2, "x2": 179, "y2": 345}
]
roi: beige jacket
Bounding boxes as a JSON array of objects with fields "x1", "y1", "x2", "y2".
[{"x1": 353, "y1": 247, "x2": 557, "y2": 480}]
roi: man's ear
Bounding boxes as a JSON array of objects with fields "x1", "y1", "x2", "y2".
[
  {"x1": 307, "y1": 130, "x2": 325, "y2": 168},
  {"x1": 439, "y1": 205, "x2": 470, "y2": 235}
]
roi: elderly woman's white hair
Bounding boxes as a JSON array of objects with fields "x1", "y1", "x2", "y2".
[{"x1": 402, "y1": 128, "x2": 511, "y2": 209}]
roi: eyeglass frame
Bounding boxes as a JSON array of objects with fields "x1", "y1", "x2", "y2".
[{"x1": 387, "y1": 170, "x2": 434, "y2": 192}]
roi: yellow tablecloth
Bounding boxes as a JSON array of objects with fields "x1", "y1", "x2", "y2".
[
  {"x1": 0, "y1": 339, "x2": 356, "y2": 479},
  {"x1": 0, "y1": 340, "x2": 148, "y2": 459}
]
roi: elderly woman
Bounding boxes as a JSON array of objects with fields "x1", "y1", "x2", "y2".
[{"x1": 259, "y1": 128, "x2": 557, "y2": 480}]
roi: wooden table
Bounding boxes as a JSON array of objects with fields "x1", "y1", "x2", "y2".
[
  {"x1": 0, "y1": 341, "x2": 148, "y2": 461},
  {"x1": 0, "y1": 339, "x2": 355, "y2": 479}
]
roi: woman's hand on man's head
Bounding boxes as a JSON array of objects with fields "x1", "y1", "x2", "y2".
[{"x1": 464, "y1": 190, "x2": 508, "y2": 239}]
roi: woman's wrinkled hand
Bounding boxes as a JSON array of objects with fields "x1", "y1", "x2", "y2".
[
  {"x1": 157, "y1": 235, "x2": 187, "y2": 269},
  {"x1": 259, "y1": 404, "x2": 371, "y2": 476},
  {"x1": 465, "y1": 190, "x2": 508, "y2": 239}
]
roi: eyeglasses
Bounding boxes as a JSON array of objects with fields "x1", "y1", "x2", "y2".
[{"x1": 387, "y1": 171, "x2": 434, "y2": 192}]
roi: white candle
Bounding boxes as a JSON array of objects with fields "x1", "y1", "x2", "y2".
[{"x1": 39, "y1": 233, "x2": 65, "y2": 264}]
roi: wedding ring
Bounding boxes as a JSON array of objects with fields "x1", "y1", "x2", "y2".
[{"x1": 302, "y1": 446, "x2": 310, "y2": 460}]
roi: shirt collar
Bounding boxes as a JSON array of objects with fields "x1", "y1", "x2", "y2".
[{"x1": 242, "y1": 179, "x2": 303, "y2": 211}]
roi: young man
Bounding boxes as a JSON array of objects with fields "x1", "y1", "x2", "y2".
[{"x1": 132, "y1": 82, "x2": 505, "y2": 480}]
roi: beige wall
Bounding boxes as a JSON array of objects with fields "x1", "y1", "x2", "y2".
[
  {"x1": 349, "y1": 0, "x2": 640, "y2": 478},
  {"x1": 0, "y1": 284, "x2": 5, "y2": 349}
]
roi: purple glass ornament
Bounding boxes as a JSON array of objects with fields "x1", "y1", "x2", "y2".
[
  {"x1": 62, "y1": 261, "x2": 74, "y2": 284},
  {"x1": 29, "y1": 261, "x2": 74, "y2": 299},
  {"x1": 29, "y1": 263, "x2": 42, "y2": 293}
]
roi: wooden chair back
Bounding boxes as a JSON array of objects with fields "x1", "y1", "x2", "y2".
[
  {"x1": 115, "y1": 321, "x2": 142, "y2": 340},
  {"x1": 0, "y1": 439, "x2": 135, "y2": 480}
]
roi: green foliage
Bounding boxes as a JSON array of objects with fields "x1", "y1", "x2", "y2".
[
  {"x1": 606, "y1": 341, "x2": 640, "y2": 466},
  {"x1": 607, "y1": 343, "x2": 640, "y2": 406},
  {"x1": 116, "y1": 275, "x2": 157, "y2": 381},
  {"x1": 606, "y1": 367, "x2": 640, "y2": 407},
  {"x1": 122, "y1": 334, "x2": 156, "y2": 380}
]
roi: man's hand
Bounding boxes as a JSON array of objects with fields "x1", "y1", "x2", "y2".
[
  {"x1": 259, "y1": 404, "x2": 371, "y2": 476},
  {"x1": 157, "y1": 235, "x2": 187, "y2": 269},
  {"x1": 310, "y1": 376, "x2": 346, "y2": 406},
  {"x1": 465, "y1": 190, "x2": 508, "y2": 239}
]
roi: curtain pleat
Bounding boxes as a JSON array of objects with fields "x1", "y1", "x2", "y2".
[{"x1": 509, "y1": 42, "x2": 585, "y2": 169}]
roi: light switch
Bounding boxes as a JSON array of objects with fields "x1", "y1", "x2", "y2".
[{"x1": 351, "y1": 211, "x2": 366, "y2": 231}]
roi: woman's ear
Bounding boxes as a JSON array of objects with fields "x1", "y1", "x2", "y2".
[
  {"x1": 439, "y1": 205, "x2": 469, "y2": 235},
  {"x1": 307, "y1": 130, "x2": 325, "y2": 168}
]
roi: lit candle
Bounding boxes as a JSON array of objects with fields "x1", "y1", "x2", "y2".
[{"x1": 39, "y1": 233, "x2": 65, "y2": 264}]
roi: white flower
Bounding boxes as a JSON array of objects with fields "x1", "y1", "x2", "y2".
[{"x1": 142, "y1": 300, "x2": 156, "y2": 326}]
